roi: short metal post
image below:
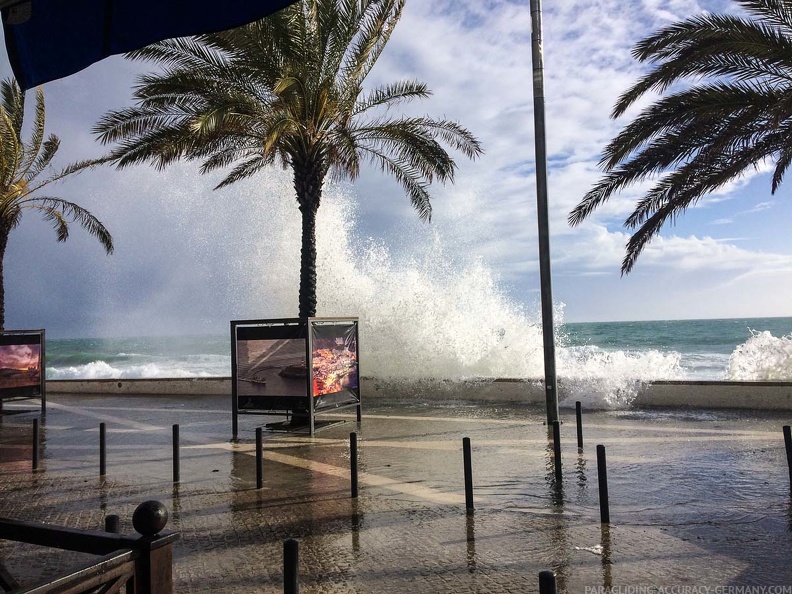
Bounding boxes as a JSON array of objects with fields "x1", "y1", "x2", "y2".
[
  {"x1": 356, "y1": 403, "x2": 362, "y2": 423},
  {"x1": 597, "y1": 444, "x2": 610, "y2": 523},
  {"x1": 552, "y1": 420, "x2": 562, "y2": 485},
  {"x1": 576, "y1": 401, "x2": 583, "y2": 449},
  {"x1": 172, "y1": 424, "x2": 180, "y2": 483},
  {"x1": 104, "y1": 514, "x2": 120, "y2": 534},
  {"x1": 256, "y1": 427, "x2": 264, "y2": 490},
  {"x1": 539, "y1": 570, "x2": 557, "y2": 594},
  {"x1": 350, "y1": 432, "x2": 358, "y2": 498},
  {"x1": 784, "y1": 426, "x2": 792, "y2": 492},
  {"x1": 463, "y1": 437, "x2": 474, "y2": 513},
  {"x1": 284, "y1": 538, "x2": 299, "y2": 594},
  {"x1": 32, "y1": 418, "x2": 39, "y2": 471},
  {"x1": 99, "y1": 423, "x2": 106, "y2": 477}
]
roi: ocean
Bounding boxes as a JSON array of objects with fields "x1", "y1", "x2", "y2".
[{"x1": 44, "y1": 316, "x2": 792, "y2": 382}]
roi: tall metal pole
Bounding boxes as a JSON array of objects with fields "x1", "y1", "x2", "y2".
[{"x1": 530, "y1": 0, "x2": 559, "y2": 425}]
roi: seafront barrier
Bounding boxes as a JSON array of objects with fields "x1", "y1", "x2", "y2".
[{"x1": 45, "y1": 377, "x2": 792, "y2": 410}]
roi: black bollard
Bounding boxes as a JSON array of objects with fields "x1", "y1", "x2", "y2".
[
  {"x1": 172, "y1": 424, "x2": 180, "y2": 483},
  {"x1": 350, "y1": 432, "x2": 358, "y2": 498},
  {"x1": 552, "y1": 420, "x2": 562, "y2": 486},
  {"x1": 784, "y1": 426, "x2": 792, "y2": 492},
  {"x1": 356, "y1": 403, "x2": 362, "y2": 423},
  {"x1": 284, "y1": 538, "x2": 299, "y2": 594},
  {"x1": 99, "y1": 422, "x2": 106, "y2": 477},
  {"x1": 538, "y1": 570, "x2": 557, "y2": 594},
  {"x1": 32, "y1": 418, "x2": 39, "y2": 471},
  {"x1": 104, "y1": 514, "x2": 120, "y2": 534},
  {"x1": 256, "y1": 427, "x2": 264, "y2": 490},
  {"x1": 576, "y1": 401, "x2": 583, "y2": 449},
  {"x1": 463, "y1": 437, "x2": 474, "y2": 513},
  {"x1": 597, "y1": 444, "x2": 610, "y2": 523}
]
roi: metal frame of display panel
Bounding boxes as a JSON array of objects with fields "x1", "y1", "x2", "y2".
[
  {"x1": 231, "y1": 318, "x2": 361, "y2": 438},
  {"x1": 0, "y1": 329, "x2": 45, "y2": 415}
]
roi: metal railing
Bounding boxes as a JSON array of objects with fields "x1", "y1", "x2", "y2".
[{"x1": 0, "y1": 501, "x2": 178, "y2": 594}]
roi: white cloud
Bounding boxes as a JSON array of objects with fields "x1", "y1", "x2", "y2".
[{"x1": 641, "y1": 235, "x2": 792, "y2": 272}]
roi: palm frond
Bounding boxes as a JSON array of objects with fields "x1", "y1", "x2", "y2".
[
  {"x1": 571, "y1": 0, "x2": 792, "y2": 272},
  {"x1": 353, "y1": 81, "x2": 431, "y2": 116},
  {"x1": 0, "y1": 107, "x2": 22, "y2": 190},
  {"x1": 19, "y1": 88, "x2": 47, "y2": 177},
  {"x1": 214, "y1": 155, "x2": 270, "y2": 189},
  {"x1": 616, "y1": 13, "x2": 792, "y2": 117},
  {"x1": 342, "y1": 0, "x2": 404, "y2": 89},
  {"x1": 25, "y1": 135, "x2": 59, "y2": 182},
  {"x1": 0, "y1": 79, "x2": 24, "y2": 138},
  {"x1": 21, "y1": 197, "x2": 113, "y2": 254}
]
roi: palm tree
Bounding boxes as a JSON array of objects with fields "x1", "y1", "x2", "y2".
[
  {"x1": 569, "y1": 0, "x2": 792, "y2": 274},
  {"x1": 94, "y1": 0, "x2": 482, "y2": 318},
  {"x1": 0, "y1": 78, "x2": 113, "y2": 330}
]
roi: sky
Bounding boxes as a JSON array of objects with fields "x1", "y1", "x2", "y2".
[{"x1": 2, "y1": 0, "x2": 792, "y2": 339}]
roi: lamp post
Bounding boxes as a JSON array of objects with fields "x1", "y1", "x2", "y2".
[{"x1": 530, "y1": 0, "x2": 559, "y2": 425}]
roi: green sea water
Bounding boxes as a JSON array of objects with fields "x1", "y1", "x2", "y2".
[
  {"x1": 560, "y1": 316, "x2": 792, "y2": 380},
  {"x1": 43, "y1": 317, "x2": 792, "y2": 381}
]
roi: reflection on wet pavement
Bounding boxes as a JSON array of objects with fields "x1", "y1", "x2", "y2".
[{"x1": 1, "y1": 394, "x2": 791, "y2": 591}]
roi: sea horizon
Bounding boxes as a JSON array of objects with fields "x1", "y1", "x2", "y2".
[{"x1": 35, "y1": 315, "x2": 792, "y2": 384}]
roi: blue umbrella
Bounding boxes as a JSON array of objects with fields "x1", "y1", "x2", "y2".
[{"x1": 1, "y1": 0, "x2": 299, "y2": 89}]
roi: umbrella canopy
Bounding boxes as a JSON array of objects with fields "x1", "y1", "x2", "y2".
[{"x1": 1, "y1": 0, "x2": 299, "y2": 90}]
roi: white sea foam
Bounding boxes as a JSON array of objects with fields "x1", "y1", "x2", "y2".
[
  {"x1": 727, "y1": 330, "x2": 792, "y2": 381},
  {"x1": 49, "y1": 356, "x2": 229, "y2": 380}
]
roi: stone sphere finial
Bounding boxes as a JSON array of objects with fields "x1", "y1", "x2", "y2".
[{"x1": 132, "y1": 500, "x2": 168, "y2": 536}]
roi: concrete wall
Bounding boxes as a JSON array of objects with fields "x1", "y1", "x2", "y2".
[
  {"x1": 45, "y1": 377, "x2": 792, "y2": 410},
  {"x1": 47, "y1": 378, "x2": 232, "y2": 396},
  {"x1": 633, "y1": 380, "x2": 792, "y2": 411}
]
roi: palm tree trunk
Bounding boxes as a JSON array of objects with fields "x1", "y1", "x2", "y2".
[
  {"x1": 298, "y1": 202, "x2": 319, "y2": 318},
  {"x1": 0, "y1": 225, "x2": 9, "y2": 331},
  {"x1": 293, "y1": 157, "x2": 324, "y2": 319}
]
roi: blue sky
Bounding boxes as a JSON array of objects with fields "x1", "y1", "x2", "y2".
[{"x1": 2, "y1": 0, "x2": 792, "y2": 338}]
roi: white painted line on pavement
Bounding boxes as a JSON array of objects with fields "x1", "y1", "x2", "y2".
[
  {"x1": 321, "y1": 412, "x2": 528, "y2": 425},
  {"x1": 45, "y1": 401, "x2": 162, "y2": 431},
  {"x1": 195, "y1": 442, "x2": 467, "y2": 505}
]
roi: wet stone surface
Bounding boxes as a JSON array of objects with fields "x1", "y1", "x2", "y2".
[{"x1": 0, "y1": 394, "x2": 791, "y2": 592}]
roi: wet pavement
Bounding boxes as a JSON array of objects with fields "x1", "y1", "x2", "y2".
[{"x1": 1, "y1": 393, "x2": 792, "y2": 592}]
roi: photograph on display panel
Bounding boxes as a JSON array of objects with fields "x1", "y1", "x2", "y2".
[
  {"x1": 234, "y1": 323, "x2": 309, "y2": 412},
  {"x1": 311, "y1": 320, "x2": 360, "y2": 411},
  {"x1": 0, "y1": 331, "x2": 43, "y2": 400}
]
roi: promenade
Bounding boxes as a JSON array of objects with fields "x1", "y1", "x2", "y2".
[{"x1": 1, "y1": 393, "x2": 791, "y2": 592}]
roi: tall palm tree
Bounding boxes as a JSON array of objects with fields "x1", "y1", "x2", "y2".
[
  {"x1": 569, "y1": 0, "x2": 792, "y2": 274},
  {"x1": 95, "y1": 0, "x2": 482, "y2": 318},
  {"x1": 0, "y1": 78, "x2": 113, "y2": 330}
]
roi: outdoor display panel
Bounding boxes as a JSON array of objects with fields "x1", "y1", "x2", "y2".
[
  {"x1": 310, "y1": 320, "x2": 359, "y2": 412},
  {"x1": 234, "y1": 320, "x2": 310, "y2": 413},
  {"x1": 0, "y1": 329, "x2": 45, "y2": 411},
  {"x1": 231, "y1": 318, "x2": 360, "y2": 436}
]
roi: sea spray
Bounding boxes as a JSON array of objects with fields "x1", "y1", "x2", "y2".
[
  {"x1": 307, "y1": 184, "x2": 682, "y2": 407},
  {"x1": 727, "y1": 330, "x2": 792, "y2": 381},
  {"x1": 558, "y1": 346, "x2": 682, "y2": 409}
]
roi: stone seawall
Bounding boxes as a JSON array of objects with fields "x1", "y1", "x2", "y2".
[
  {"x1": 44, "y1": 377, "x2": 792, "y2": 410},
  {"x1": 47, "y1": 377, "x2": 231, "y2": 396}
]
